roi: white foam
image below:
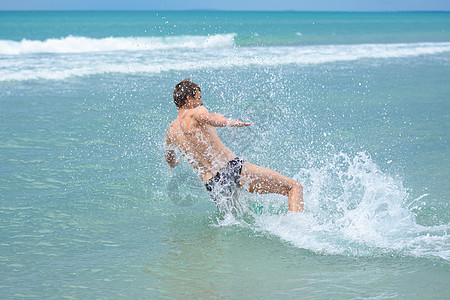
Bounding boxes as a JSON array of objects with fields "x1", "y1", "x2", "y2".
[
  {"x1": 1, "y1": 39, "x2": 450, "y2": 81},
  {"x1": 0, "y1": 34, "x2": 237, "y2": 55},
  {"x1": 216, "y1": 152, "x2": 450, "y2": 260}
]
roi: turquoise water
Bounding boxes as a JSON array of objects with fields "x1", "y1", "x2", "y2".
[{"x1": 1, "y1": 11, "x2": 449, "y2": 298}]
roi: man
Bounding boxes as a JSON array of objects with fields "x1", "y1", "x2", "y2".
[{"x1": 165, "y1": 79, "x2": 303, "y2": 213}]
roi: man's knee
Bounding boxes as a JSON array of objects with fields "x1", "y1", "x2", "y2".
[
  {"x1": 282, "y1": 180, "x2": 302, "y2": 196},
  {"x1": 291, "y1": 181, "x2": 303, "y2": 193}
]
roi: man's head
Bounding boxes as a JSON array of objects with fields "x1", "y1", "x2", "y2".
[{"x1": 173, "y1": 79, "x2": 201, "y2": 109}]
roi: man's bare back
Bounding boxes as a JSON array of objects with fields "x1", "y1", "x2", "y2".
[
  {"x1": 165, "y1": 79, "x2": 303, "y2": 212},
  {"x1": 167, "y1": 103, "x2": 250, "y2": 181}
]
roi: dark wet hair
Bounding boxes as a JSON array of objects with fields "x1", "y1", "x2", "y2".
[{"x1": 173, "y1": 78, "x2": 201, "y2": 108}]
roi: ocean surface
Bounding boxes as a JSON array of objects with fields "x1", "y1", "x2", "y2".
[{"x1": 1, "y1": 11, "x2": 449, "y2": 298}]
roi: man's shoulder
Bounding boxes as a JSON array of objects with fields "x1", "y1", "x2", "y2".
[
  {"x1": 181, "y1": 106, "x2": 208, "y2": 124},
  {"x1": 189, "y1": 106, "x2": 210, "y2": 123},
  {"x1": 190, "y1": 105, "x2": 208, "y2": 116}
]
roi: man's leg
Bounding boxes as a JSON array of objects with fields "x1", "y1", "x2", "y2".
[{"x1": 240, "y1": 162, "x2": 303, "y2": 212}]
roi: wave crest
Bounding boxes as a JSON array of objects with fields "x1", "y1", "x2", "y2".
[
  {"x1": 0, "y1": 34, "x2": 237, "y2": 55},
  {"x1": 1, "y1": 40, "x2": 449, "y2": 81}
]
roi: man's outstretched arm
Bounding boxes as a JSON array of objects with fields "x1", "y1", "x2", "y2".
[{"x1": 194, "y1": 106, "x2": 251, "y2": 127}]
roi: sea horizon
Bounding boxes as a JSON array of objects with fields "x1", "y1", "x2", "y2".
[{"x1": 1, "y1": 9, "x2": 450, "y2": 12}]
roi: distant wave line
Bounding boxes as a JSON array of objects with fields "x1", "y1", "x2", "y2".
[
  {"x1": 2, "y1": 34, "x2": 450, "y2": 56},
  {"x1": 1, "y1": 41, "x2": 450, "y2": 81},
  {"x1": 0, "y1": 34, "x2": 237, "y2": 55}
]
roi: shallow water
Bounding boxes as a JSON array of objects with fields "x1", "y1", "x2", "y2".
[{"x1": 1, "y1": 11, "x2": 449, "y2": 298}]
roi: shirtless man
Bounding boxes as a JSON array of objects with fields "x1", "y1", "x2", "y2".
[{"x1": 165, "y1": 79, "x2": 303, "y2": 213}]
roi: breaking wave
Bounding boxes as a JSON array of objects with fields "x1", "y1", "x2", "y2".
[
  {"x1": 0, "y1": 34, "x2": 237, "y2": 55},
  {"x1": 215, "y1": 152, "x2": 449, "y2": 261},
  {"x1": 1, "y1": 36, "x2": 450, "y2": 82}
]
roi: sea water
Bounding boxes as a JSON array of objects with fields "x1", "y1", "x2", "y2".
[{"x1": 0, "y1": 11, "x2": 449, "y2": 299}]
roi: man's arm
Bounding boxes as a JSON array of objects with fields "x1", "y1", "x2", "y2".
[
  {"x1": 165, "y1": 134, "x2": 180, "y2": 168},
  {"x1": 194, "y1": 106, "x2": 251, "y2": 127}
]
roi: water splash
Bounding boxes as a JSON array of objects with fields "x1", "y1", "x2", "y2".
[{"x1": 215, "y1": 152, "x2": 449, "y2": 260}]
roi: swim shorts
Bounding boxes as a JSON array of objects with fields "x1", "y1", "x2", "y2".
[{"x1": 204, "y1": 157, "x2": 244, "y2": 200}]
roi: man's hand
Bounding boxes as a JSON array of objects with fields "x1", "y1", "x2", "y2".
[
  {"x1": 169, "y1": 158, "x2": 180, "y2": 168},
  {"x1": 165, "y1": 150, "x2": 179, "y2": 168},
  {"x1": 227, "y1": 119, "x2": 251, "y2": 127}
]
